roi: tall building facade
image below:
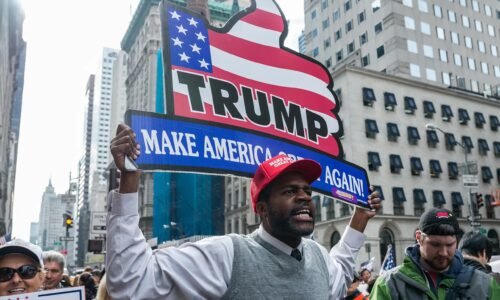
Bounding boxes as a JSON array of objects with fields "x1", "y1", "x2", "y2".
[
  {"x1": 38, "y1": 180, "x2": 76, "y2": 267},
  {"x1": 303, "y1": 0, "x2": 499, "y2": 95},
  {"x1": 0, "y1": 0, "x2": 26, "y2": 238},
  {"x1": 298, "y1": 0, "x2": 500, "y2": 269}
]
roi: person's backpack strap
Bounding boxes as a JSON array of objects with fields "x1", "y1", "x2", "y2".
[{"x1": 445, "y1": 265, "x2": 475, "y2": 300}]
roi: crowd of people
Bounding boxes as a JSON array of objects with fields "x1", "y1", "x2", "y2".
[
  {"x1": 1, "y1": 123, "x2": 499, "y2": 299},
  {"x1": 0, "y1": 240, "x2": 110, "y2": 299}
]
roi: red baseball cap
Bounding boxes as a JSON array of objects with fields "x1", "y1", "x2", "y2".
[{"x1": 251, "y1": 154, "x2": 322, "y2": 213}]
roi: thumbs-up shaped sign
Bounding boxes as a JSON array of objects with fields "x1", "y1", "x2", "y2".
[{"x1": 162, "y1": 0, "x2": 343, "y2": 157}]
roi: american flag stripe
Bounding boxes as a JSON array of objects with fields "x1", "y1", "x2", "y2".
[
  {"x1": 227, "y1": 21, "x2": 281, "y2": 48},
  {"x1": 240, "y1": 9, "x2": 284, "y2": 32},
  {"x1": 210, "y1": 32, "x2": 330, "y2": 84},
  {"x1": 209, "y1": 47, "x2": 336, "y2": 103}
]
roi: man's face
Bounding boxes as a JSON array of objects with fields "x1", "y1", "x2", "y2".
[
  {"x1": 0, "y1": 253, "x2": 43, "y2": 296},
  {"x1": 43, "y1": 261, "x2": 63, "y2": 289},
  {"x1": 261, "y1": 172, "x2": 315, "y2": 244},
  {"x1": 361, "y1": 270, "x2": 371, "y2": 283},
  {"x1": 417, "y1": 231, "x2": 457, "y2": 272}
]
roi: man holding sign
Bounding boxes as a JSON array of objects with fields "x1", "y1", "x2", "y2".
[{"x1": 106, "y1": 124, "x2": 381, "y2": 299}]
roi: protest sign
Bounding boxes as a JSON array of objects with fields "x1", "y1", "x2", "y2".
[
  {"x1": 126, "y1": 0, "x2": 372, "y2": 208},
  {"x1": 0, "y1": 286, "x2": 84, "y2": 300}
]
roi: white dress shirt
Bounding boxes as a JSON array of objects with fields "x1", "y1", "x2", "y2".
[{"x1": 106, "y1": 191, "x2": 366, "y2": 299}]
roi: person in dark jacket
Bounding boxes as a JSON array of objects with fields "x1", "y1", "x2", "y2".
[{"x1": 459, "y1": 230, "x2": 493, "y2": 273}]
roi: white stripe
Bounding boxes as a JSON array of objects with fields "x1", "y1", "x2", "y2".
[
  {"x1": 227, "y1": 20, "x2": 280, "y2": 48},
  {"x1": 211, "y1": 46, "x2": 337, "y2": 105},
  {"x1": 256, "y1": 0, "x2": 282, "y2": 16}
]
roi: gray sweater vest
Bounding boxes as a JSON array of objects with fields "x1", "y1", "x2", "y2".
[{"x1": 221, "y1": 232, "x2": 330, "y2": 300}]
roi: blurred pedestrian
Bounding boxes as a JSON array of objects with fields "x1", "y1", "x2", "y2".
[
  {"x1": 91, "y1": 270, "x2": 101, "y2": 286},
  {"x1": 79, "y1": 272, "x2": 97, "y2": 300},
  {"x1": 42, "y1": 250, "x2": 65, "y2": 289},
  {"x1": 343, "y1": 274, "x2": 368, "y2": 300},
  {"x1": 0, "y1": 239, "x2": 44, "y2": 296},
  {"x1": 106, "y1": 124, "x2": 382, "y2": 299}
]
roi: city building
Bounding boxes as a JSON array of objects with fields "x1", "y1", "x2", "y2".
[
  {"x1": 38, "y1": 180, "x2": 76, "y2": 267},
  {"x1": 0, "y1": 0, "x2": 26, "y2": 239},
  {"x1": 29, "y1": 222, "x2": 38, "y2": 245}
]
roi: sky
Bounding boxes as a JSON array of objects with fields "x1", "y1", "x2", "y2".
[{"x1": 12, "y1": 0, "x2": 305, "y2": 240}]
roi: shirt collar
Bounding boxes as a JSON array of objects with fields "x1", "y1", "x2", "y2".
[{"x1": 257, "y1": 224, "x2": 304, "y2": 255}]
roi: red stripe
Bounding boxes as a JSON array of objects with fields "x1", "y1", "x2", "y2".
[
  {"x1": 209, "y1": 31, "x2": 331, "y2": 84},
  {"x1": 240, "y1": 8, "x2": 284, "y2": 32},
  {"x1": 173, "y1": 92, "x2": 340, "y2": 156}
]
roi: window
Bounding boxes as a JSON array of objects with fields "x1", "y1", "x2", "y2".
[
  {"x1": 393, "y1": 187, "x2": 406, "y2": 214},
  {"x1": 436, "y1": 27, "x2": 445, "y2": 40},
  {"x1": 492, "y1": 45, "x2": 498, "y2": 57},
  {"x1": 423, "y1": 45, "x2": 433, "y2": 58},
  {"x1": 459, "y1": 0, "x2": 467, "y2": 7},
  {"x1": 404, "y1": 97, "x2": 417, "y2": 114},
  {"x1": 374, "y1": 22, "x2": 383, "y2": 34},
  {"x1": 429, "y1": 160, "x2": 442, "y2": 178},
  {"x1": 384, "y1": 92, "x2": 397, "y2": 111},
  {"x1": 462, "y1": 15, "x2": 470, "y2": 28},
  {"x1": 360, "y1": 32, "x2": 368, "y2": 45},
  {"x1": 346, "y1": 20, "x2": 353, "y2": 32},
  {"x1": 324, "y1": 38, "x2": 331, "y2": 49},
  {"x1": 433, "y1": 190, "x2": 446, "y2": 208},
  {"x1": 322, "y1": 19, "x2": 330, "y2": 30},
  {"x1": 485, "y1": 5, "x2": 492, "y2": 16},
  {"x1": 465, "y1": 36, "x2": 472, "y2": 48},
  {"x1": 491, "y1": 115, "x2": 500, "y2": 131},
  {"x1": 468, "y1": 58, "x2": 476, "y2": 71},
  {"x1": 312, "y1": 195, "x2": 321, "y2": 221},
  {"x1": 368, "y1": 152, "x2": 382, "y2": 171},
  {"x1": 358, "y1": 11, "x2": 366, "y2": 24},
  {"x1": 445, "y1": 133, "x2": 456, "y2": 151},
  {"x1": 311, "y1": 10, "x2": 317, "y2": 19},
  {"x1": 410, "y1": 157, "x2": 424, "y2": 175},
  {"x1": 418, "y1": 0, "x2": 428, "y2": 12},
  {"x1": 481, "y1": 62, "x2": 489, "y2": 74},
  {"x1": 462, "y1": 136, "x2": 474, "y2": 152},
  {"x1": 372, "y1": 0, "x2": 381, "y2": 12},
  {"x1": 321, "y1": 0, "x2": 328, "y2": 10},
  {"x1": 325, "y1": 197, "x2": 335, "y2": 220},
  {"x1": 340, "y1": 203, "x2": 351, "y2": 217},
  {"x1": 403, "y1": 0, "x2": 412, "y2": 7},
  {"x1": 407, "y1": 126, "x2": 421, "y2": 145},
  {"x1": 472, "y1": 0, "x2": 479, "y2": 11},
  {"x1": 312, "y1": 47, "x2": 319, "y2": 57},
  {"x1": 442, "y1": 72, "x2": 451, "y2": 85},
  {"x1": 362, "y1": 55, "x2": 370, "y2": 66},
  {"x1": 405, "y1": 17, "x2": 415, "y2": 30},
  {"x1": 441, "y1": 104, "x2": 453, "y2": 121},
  {"x1": 407, "y1": 40, "x2": 418, "y2": 53},
  {"x1": 451, "y1": 192, "x2": 463, "y2": 217},
  {"x1": 365, "y1": 119, "x2": 379, "y2": 138},
  {"x1": 478, "y1": 139, "x2": 489, "y2": 155},
  {"x1": 363, "y1": 88, "x2": 376, "y2": 106},
  {"x1": 410, "y1": 64, "x2": 421, "y2": 77},
  {"x1": 475, "y1": 20, "x2": 482, "y2": 32},
  {"x1": 427, "y1": 130, "x2": 439, "y2": 147},
  {"x1": 325, "y1": 58, "x2": 332, "y2": 68},
  {"x1": 481, "y1": 166, "x2": 493, "y2": 183},
  {"x1": 433, "y1": 5, "x2": 442, "y2": 18},
  {"x1": 448, "y1": 162, "x2": 459, "y2": 179},
  {"x1": 372, "y1": 185, "x2": 384, "y2": 200},
  {"x1": 426, "y1": 69, "x2": 437, "y2": 81},
  {"x1": 448, "y1": 10, "x2": 456, "y2": 22},
  {"x1": 478, "y1": 41, "x2": 486, "y2": 53},
  {"x1": 494, "y1": 142, "x2": 500, "y2": 157},
  {"x1": 439, "y1": 49, "x2": 448, "y2": 62},
  {"x1": 458, "y1": 108, "x2": 470, "y2": 125},
  {"x1": 387, "y1": 123, "x2": 400, "y2": 142},
  {"x1": 390, "y1": 154, "x2": 403, "y2": 173},
  {"x1": 421, "y1": 22, "x2": 431, "y2": 35},
  {"x1": 344, "y1": 0, "x2": 352, "y2": 12},
  {"x1": 423, "y1": 100, "x2": 435, "y2": 118},
  {"x1": 377, "y1": 45, "x2": 385, "y2": 58},
  {"x1": 414, "y1": 189, "x2": 426, "y2": 216},
  {"x1": 333, "y1": 9, "x2": 340, "y2": 22},
  {"x1": 336, "y1": 50, "x2": 343, "y2": 62},
  {"x1": 474, "y1": 112, "x2": 486, "y2": 128},
  {"x1": 335, "y1": 29, "x2": 342, "y2": 41},
  {"x1": 453, "y1": 53, "x2": 462, "y2": 66},
  {"x1": 451, "y1": 32, "x2": 459, "y2": 44},
  {"x1": 347, "y1": 41, "x2": 355, "y2": 54}
]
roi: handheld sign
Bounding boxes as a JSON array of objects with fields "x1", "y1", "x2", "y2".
[
  {"x1": 126, "y1": 0, "x2": 372, "y2": 209},
  {"x1": 0, "y1": 286, "x2": 84, "y2": 300}
]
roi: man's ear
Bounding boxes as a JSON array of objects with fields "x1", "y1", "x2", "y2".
[{"x1": 255, "y1": 201, "x2": 268, "y2": 218}]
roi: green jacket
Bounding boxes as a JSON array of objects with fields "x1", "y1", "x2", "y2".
[{"x1": 371, "y1": 245, "x2": 500, "y2": 300}]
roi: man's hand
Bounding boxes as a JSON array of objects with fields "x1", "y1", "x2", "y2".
[
  {"x1": 110, "y1": 124, "x2": 141, "y2": 193},
  {"x1": 349, "y1": 188, "x2": 382, "y2": 233}
]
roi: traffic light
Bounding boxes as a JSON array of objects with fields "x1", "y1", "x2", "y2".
[
  {"x1": 476, "y1": 193, "x2": 484, "y2": 208},
  {"x1": 63, "y1": 214, "x2": 73, "y2": 229}
]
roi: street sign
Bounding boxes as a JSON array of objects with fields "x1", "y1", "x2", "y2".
[
  {"x1": 469, "y1": 221, "x2": 481, "y2": 227},
  {"x1": 60, "y1": 236, "x2": 74, "y2": 241},
  {"x1": 467, "y1": 215, "x2": 482, "y2": 221},
  {"x1": 91, "y1": 212, "x2": 107, "y2": 234},
  {"x1": 459, "y1": 162, "x2": 478, "y2": 175},
  {"x1": 462, "y1": 175, "x2": 479, "y2": 188}
]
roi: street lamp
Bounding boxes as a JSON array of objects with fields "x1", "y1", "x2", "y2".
[{"x1": 425, "y1": 123, "x2": 476, "y2": 226}]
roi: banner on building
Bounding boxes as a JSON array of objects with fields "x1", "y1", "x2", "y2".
[{"x1": 125, "y1": 0, "x2": 372, "y2": 208}]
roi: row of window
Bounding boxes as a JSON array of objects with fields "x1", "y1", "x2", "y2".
[
  {"x1": 362, "y1": 88, "x2": 500, "y2": 130},
  {"x1": 367, "y1": 152, "x2": 499, "y2": 183},
  {"x1": 403, "y1": 0, "x2": 497, "y2": 21}
]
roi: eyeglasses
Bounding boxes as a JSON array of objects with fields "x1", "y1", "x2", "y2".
[{"x1": 0, "y1": 265, "x2": 40, "y2": 282}]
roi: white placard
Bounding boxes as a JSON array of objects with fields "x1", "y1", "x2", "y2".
[{"x1": 0, "y1": 286, "x2": 84, "y2": 299}]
